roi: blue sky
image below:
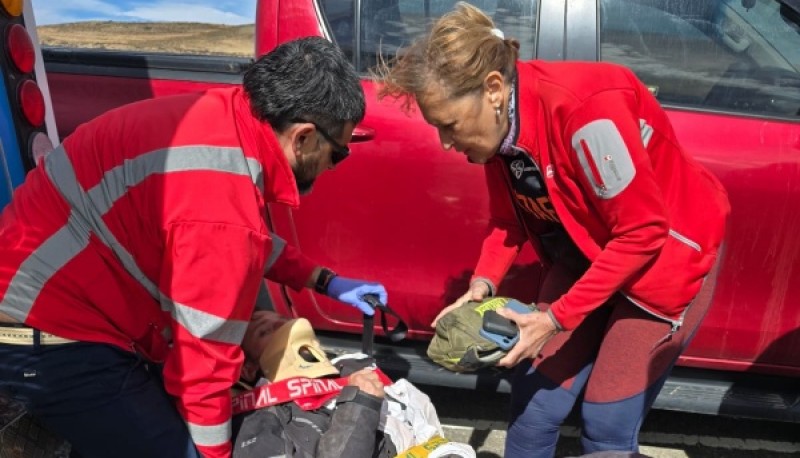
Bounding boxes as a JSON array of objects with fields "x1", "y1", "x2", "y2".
[{"x1": 33, "y1": 0, "x2": 256, "y2": 26}]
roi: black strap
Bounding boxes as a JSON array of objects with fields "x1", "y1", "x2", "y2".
[
  {"x1": 360, "y1": 294, "x2": 408, "y2": 357},
  {"x1": 363, "y1": 313, "x2": 374, "y2": 356}
]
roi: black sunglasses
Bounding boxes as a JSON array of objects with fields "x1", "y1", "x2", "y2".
[{"x1": 292, "y1": 118, "x2": 350, "y2": 165}]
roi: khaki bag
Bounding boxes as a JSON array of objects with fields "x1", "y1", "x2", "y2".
[{"x1": 426, "y1": 297, "x2": 537, "y2": 372}]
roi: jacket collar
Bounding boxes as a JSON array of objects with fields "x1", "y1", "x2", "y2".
[
  {"x1": 514, "y1": 61, "x2": 543, "y2": 166},
  {"x1": 497, "y1": 76, "x2": 520, "y2": 156},
  {"x1": 232, "y1": 88, "x2": 301, "y2": 208}
]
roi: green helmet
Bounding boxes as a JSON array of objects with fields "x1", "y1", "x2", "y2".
[{"x1": 427, "y1": 297, "x2": 537, "y2": 372}]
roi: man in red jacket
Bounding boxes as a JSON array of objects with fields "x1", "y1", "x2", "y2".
[{"x1": 0, "y1": 37, "x2": 386, "y2": 458}]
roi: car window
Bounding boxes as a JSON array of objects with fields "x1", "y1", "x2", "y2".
[
  {"x1": 32, "y1": 3, "x2": 254, "y2": 57},
  {"x1": 320, "y1": 0, "x2": 538, "y2": 73},
  {"x1": 599, "y1": 0, "x2": 800, "y2": 118}
]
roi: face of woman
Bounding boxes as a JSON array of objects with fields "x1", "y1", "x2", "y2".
[{"x1": 418, "y1": 80, "x2": 507, "y2": 164}]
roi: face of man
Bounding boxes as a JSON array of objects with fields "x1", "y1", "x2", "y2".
[
  {"x1": 293, "y1": 153, "x2": 318, "y2": 194},
  {"x1": 291, "y1": 121, "x2": 355, "y2": 194},
  {"x1": 241, "y1": 311, "x2": 291, "y2": 363}
]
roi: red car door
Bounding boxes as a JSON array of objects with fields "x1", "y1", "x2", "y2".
[{"x1": 595, "y1": 0, "x2": 800, "y2": 376}]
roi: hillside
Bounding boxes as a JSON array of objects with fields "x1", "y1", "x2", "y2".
[{"x1": 37, "y1": 21, "x2": 255, "y2": 57}]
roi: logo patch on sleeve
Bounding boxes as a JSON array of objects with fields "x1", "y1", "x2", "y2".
[{"x1": 571, "y1": 119, "x2": 636, "y2": 198}]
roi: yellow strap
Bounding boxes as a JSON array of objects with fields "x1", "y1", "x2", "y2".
[{"x1": 395, "y1": 436, "x2": 451, "y2": 458}]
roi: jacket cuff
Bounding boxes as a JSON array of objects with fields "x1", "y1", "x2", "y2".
[
  {"x1": 265, "y1": 244, "x2": 317, "y2": 291},
  {"x1": 469, "y1": 277, "x2": 496, "y2": 297},
  {"x1": 546, "y1": 307, "x2": 565, "y2": 332},
  {"x1": 548, "y1": 300, "x2": 580, "y2": 331}
]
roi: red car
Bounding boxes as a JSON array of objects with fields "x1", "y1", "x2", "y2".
[
  {"x1": 5, "y1": 0, "x2": 800, "y2": 424},
  {"x1": 262, "y1": 0, "x2": 800, "y2": 423}
]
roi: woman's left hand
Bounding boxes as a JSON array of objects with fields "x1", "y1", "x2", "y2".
[{"x1": 496, "y1": 308, "x2": 559, "y2": 367}]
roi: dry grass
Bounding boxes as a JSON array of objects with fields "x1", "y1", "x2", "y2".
[{"x1": 37, "y1": 21, "x2": 255, "y2": 57}]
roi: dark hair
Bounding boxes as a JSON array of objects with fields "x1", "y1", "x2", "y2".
[{"x1": 244, "y1": 36, "x2": 365, "y2": 137}]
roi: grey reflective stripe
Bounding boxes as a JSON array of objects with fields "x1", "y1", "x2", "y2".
[
  {"x1": 45, "y1": 146, "x2": 163, "y2": 302},
  {"x1": 639, "y1": 119, "x2": 654, "y2": 148},
  {"x1": 173, "y1": 302, "x2": 248, "y2": 343},
  {"x1": 264, "y1": 233, "x2": 286, "y2": 273},
  {"x1": 2, "y1": 143, "x2": 264, "y2": 343},
  {"x1": 669, "y1": 229, "x2": 701, "y2": 252},
  {"x1": 187, "y1": 420, "x2": 231, "y2": 447},
  {"x1": 0, "y1": 214, "x2": 90, "y2": 321},
  {"x1": 254, "y1": 281, "x2": 275, "y2": 311},
  {"x1": 86, "y1": 146, "x2": 264, "y2": 214}
]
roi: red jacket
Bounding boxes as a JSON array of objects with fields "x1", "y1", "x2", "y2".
[
  {"x1": 473, "y1": 61, "x2": 730, "y2": 330},
  {"x1": 0, "y1": 87, "x2": 317, "y2": 458}
]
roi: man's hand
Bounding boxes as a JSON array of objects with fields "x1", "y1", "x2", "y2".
[
  {"x1": 346, "y1": 369, "x2": 385, "y2": 398},
  {"x1": 431, "y1": 281, "x2": 490, "y2": 327},
  {"x1": 326, "y1": 277, "x2": 388, "y2": 316},
  {"x1": 496, "y1": 308, "x2": 559, "y2": 367}
]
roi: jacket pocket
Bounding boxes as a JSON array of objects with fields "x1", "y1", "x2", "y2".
[{"x1": 624, "y1": 229, "x2": 714, "y2": 318}]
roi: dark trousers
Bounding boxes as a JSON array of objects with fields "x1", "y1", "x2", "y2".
[{"x1": 0, "y1": 339, "x2": 201, "y2": 458}]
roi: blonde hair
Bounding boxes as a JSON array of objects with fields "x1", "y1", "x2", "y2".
[{"x1": 374, "y1": 2, "x2": 519, "y2": 111}]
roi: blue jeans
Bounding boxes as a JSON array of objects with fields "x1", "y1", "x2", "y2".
[{"x1": 0, "y1": 337, "x2": 201, "y2": 458}]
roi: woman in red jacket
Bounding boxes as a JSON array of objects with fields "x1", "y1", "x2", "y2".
[{"x1": 377, "y1": 3, "x2": 729, "y2": 457}]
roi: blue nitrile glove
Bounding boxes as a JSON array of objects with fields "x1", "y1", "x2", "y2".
[{"x1": 326, "y1": 276, "x2": 388, "y2": 316}]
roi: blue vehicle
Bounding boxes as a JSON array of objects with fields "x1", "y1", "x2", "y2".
[{"x1": 0, "y1": 0, "x2": 56, "y2": 209}]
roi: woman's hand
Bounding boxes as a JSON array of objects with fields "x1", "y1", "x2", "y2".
[
  {"x1": 496, "y1": 308, "x2": 559, "y2": 367},
  {"x1": 431, "y1": 281, "x2": 490, "y2": 327}
]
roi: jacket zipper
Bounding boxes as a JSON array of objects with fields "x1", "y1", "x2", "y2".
[
  {"x1": 579, "y1": 139, "x2": 607, "y2": 195},
  {"x1": 623, "y1": 293, "x2": 684, "y2": 333},
  {"x1": 621, "y1": 227, "x2": 703, "y2": 334},
  {"x1": 669, "y1": 229, "x2": 701, "y2": 251}
]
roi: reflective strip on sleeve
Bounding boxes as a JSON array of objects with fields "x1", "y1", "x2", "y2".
[
  {"x1": 187, "y1": 420, "x2": 231, "y2": 447},
  {"x1": 263, "y1": 233, "x2": 286, "y2": 274},
  {"x1": 572, "y1": 119, "x2": 636, "y2": 199},
  {"x1": 172, "y1": 302, "x2": 248, "y2": 344}
]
